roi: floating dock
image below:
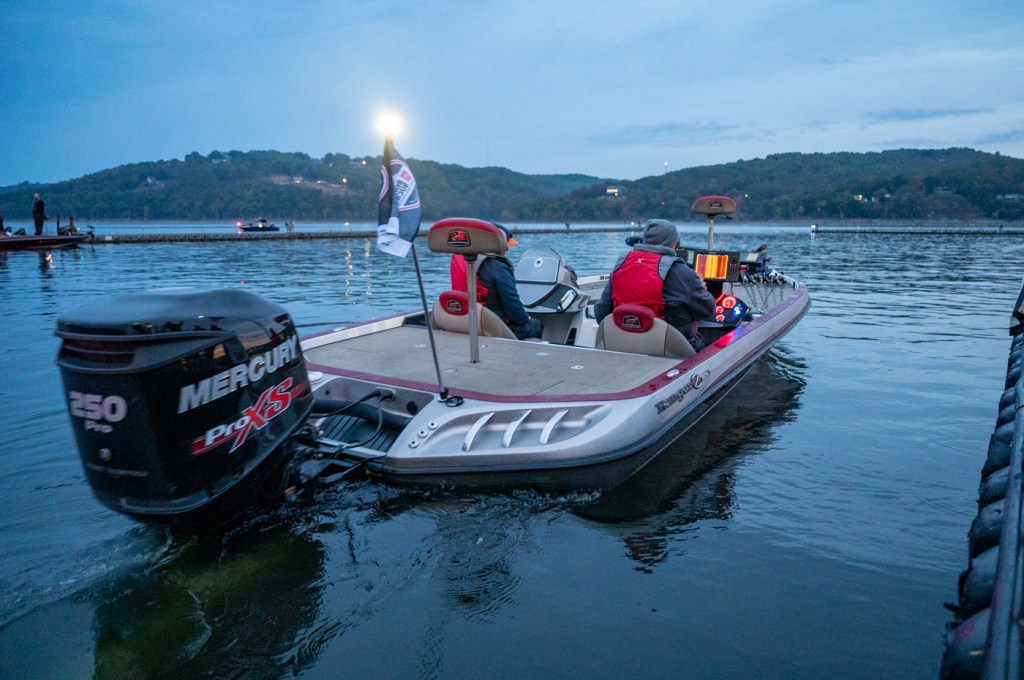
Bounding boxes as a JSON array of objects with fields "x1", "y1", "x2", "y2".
[
  {"x1": 811, "y1": 224, "x2": 1024, "y2": 235},
  {"x1": 85, "y1": 225, "x2": 637, "y2": 245},
  {"x1": 942, "y1": 279, "x2": 1024, "y2": 680},
  {"x1": 91, "y1": 231, "x2": 377, "y2": 244},
  {"x1": 53, "y1": 223, "x2": 1024, "y2": 244}
]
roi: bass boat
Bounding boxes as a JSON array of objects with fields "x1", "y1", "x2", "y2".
[
  {"x1": 238, "y1": 217, "x2": 280, "y2": 232},
  {"x1": 1, "y1": 229, "x2": 90, "y2": 250},
  {"x1": 55, "y1": 196, "x2": 810, "y2": 527}
]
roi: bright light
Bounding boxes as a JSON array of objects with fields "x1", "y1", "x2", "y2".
[{"x1": 376, "y1": 112, "x2": 403, "y2": 138}]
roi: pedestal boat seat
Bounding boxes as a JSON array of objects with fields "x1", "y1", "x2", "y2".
[{"x1": 595, "y1": 304, "x2": 696, "y2": 359}]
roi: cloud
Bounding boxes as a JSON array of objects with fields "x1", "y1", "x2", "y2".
[
  {"x1": 589, "y1": 122, "x2": 778, "y2": 147},
  {"x1": 873, "y1": 137, "x2": 945, "y2": 149},
  {"x1": 976, "y1": 129, "x2": 1024, "y2": 145},
  {"x1": 864, "y1": 107, "x2": 991, "y2": 123}
]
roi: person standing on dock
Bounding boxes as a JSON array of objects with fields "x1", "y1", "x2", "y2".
[{"x1": 32, "y1": 194, "x2": 46, "y2": 235}]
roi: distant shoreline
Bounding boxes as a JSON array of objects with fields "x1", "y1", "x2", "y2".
[
  {"x1": 5, "y1": 217, "x2": 1023, "y2": 228},
  {"x1": 5, "y1": 216, "x2": 1019, "y2": 245}
]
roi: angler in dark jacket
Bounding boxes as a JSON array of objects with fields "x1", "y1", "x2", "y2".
[
  {"x1": 594, "y1": 219, "x2": 716, "y2": 350},
  {"x1": 449, "y1": 223, "x2": 542, "y2": 340}
]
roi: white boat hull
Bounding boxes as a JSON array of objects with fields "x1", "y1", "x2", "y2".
[{"x1": 301, "y1": 276, "x2": 810, "y2": 489}]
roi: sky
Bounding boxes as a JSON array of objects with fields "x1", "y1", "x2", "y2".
[{"x1": 2, "y1": 0, "x2": 1023, "y2": 187}]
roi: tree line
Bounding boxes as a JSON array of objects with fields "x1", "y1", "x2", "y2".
[
  {"x1": 518, "y1": 148, "x2": 1024, "y2": 222},
  {"x1": 2, "y1": 147, "x2": 1022, "y2": 223}
]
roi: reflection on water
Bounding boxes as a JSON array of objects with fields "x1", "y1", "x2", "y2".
[
  {"x1": 37, "y1": 251, "x2": 54, "y2": 275},
  {"x1": 576, "y1": 352, "x2": 806, "y2": 571},
  {"x1": 90, "y1": 526, "x2": 325, "y2": 679}
]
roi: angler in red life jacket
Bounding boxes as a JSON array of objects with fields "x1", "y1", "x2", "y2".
[
  {"x1": 449, "y1": 223, "x2": 542, "y2": 340},
  {"x1": 594, "y1": 219, "x2": 716, "y2": 350}
]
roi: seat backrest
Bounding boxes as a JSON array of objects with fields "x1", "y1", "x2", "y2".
[
  {"x1": 427, "y1": 218, "x2": 507, "y2": 254},
  {"x1": 595, "y1": 304, "x2": 695, "y2": 358},
  {"x1": 432, "y1": 290, "x2": 517, "y2": 339}
]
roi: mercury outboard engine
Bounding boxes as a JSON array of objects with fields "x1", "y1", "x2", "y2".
[{"x1": 55, "y1": 288, "x2": 313, "y2": 528}]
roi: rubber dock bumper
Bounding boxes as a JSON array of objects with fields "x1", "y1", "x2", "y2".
[{"x1": 942, "y1": 279, "x2": 1024, "y2": 680}]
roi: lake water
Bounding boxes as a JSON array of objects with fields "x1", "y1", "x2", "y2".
[{"x1": 0, "y1": 222, "x2": 1021, "y2": 679}]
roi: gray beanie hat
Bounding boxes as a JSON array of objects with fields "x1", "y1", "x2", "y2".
[{"x1": 642, "y1": 219, "x2": 679, "y2": 247}]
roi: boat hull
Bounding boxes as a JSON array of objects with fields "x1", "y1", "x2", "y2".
[
  {"x1": 364, "y1": 365, "x2": 753, "y2": 491},
  {"x1": 0, "y1": 234, "x2": 87, "y2": 250},
  {"x1": 302, "y1": 278, "x2": 810, "y2": 488}
]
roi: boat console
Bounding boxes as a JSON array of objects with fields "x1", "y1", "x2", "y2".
[
  {"x1": 674, "y1": 248, "x2": 752, "y2": 344},
  {"x1": 686, "y1": 196, "x2": 758, "y2": 345},
  {"x1": 677, "y1": 249, "x2": 741, "y2": 282},
  {"x1": 675, "y1": 247, "x2": 740, "y2": 299}
]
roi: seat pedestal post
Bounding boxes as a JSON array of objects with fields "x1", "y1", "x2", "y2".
[{"x1": 465, "y1": 254, "x2": 481, "y2": 363}]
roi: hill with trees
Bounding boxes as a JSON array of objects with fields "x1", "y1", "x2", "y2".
[
  {"x1": 518, "y1": 148, "x2": 1024, "y2": 223},
  {"x1": 2, "y1": 147, "x2": 1022, "y2": 223},
  {"x1": 0, "y1": 150, "x2": 602, "y2": 223}
]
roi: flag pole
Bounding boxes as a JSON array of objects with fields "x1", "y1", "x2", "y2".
[
  {"x1": 376, "y1": 132, "x2": 446, "y2": 399},
  {"x1": 410, "y1": 242, "x2": 448, "y2": 400}
]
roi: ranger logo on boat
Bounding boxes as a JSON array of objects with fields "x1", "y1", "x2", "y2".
[
  {"x1": 655, "y1": 370, "x2": 711, "y2": 414},
  {"x1": 177, "y1": 336, "x2": 299, "y2": 414},
  {"x1": 621, "y1": 313, "x2": 643, "y2": 330},
  {"x1": 446, "y1": 229, "x2": 471, "y2": 247},
  {"x1": 444, "y1": 298, "x2": 465, "y2": 313}
]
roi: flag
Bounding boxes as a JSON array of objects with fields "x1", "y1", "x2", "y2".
[{"x1": 376, "y1": 137, "x2": 421, "y2": 257}]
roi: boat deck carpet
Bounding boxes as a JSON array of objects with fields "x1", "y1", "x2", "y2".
[{"x1": 303, "y1": 325, "x2": 681, "y2": 398}]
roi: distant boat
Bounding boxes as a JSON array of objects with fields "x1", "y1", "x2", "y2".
[
  {"x1": 237, "y1": 217, "x2": 280, "y2": 232},
  {"x1": 0, "y1": 229, "x2": 90, "y2": 251}
]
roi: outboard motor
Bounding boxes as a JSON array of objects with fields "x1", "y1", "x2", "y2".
[{"x1": 55, "y1": 288, "x2": 313, "y2": 527}]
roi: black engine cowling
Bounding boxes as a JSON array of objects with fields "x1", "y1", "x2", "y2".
[{"x1": 55, "y1": 287, "x2": 313, "y2": 527}]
